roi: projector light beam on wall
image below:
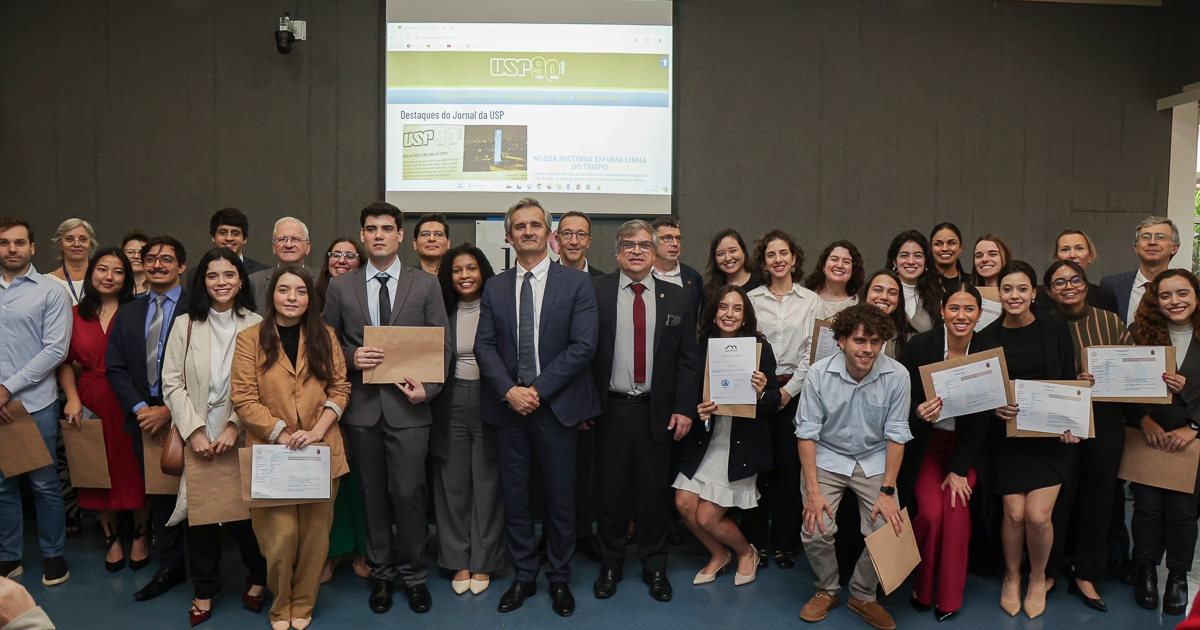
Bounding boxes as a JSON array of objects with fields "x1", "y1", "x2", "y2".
[{"x1": 276, "y1": 13, "x2": 306, "y2": 54}]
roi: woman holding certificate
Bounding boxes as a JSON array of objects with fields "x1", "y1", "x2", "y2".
[
  {"x1": 970, "y1": 234, "x2": 1013, "y2": 288},
  {"x1": 1044, "y1": 259, "x2": 1139, "y2": 612},
  {"x1": 804, "y1": 240, "x2": 864, "y2": 321},
  {"x1": 1128, "y1": 269, "x2": 1200, "y2": 617},
  {"x1": 674, "y1": 285, "x2": 780, "y2": 587},
  {"x1": 161, "y1": 248, "x2": 268, "y2": 626},
  {"x1": 231, "y1": 267, "x2": 351, "y2": 630},
  {"x1": 703, "y1": 229, "x2": 760, "y2": 306},
  {"x1": 978, "y1": 261, "x2": 1077, "y2": 619},
  {"x1": 886, "y1": 230, "x2": 942, "y2": 336},
  {"x1": 858, "y1": 270, "x2": 915, "y2": 359},
  {"x1": 897, "y1": 284, "x2": 998, "y2": 622}
]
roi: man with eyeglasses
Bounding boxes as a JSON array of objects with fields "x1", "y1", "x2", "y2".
[
  {"x1": 557, "y1": 212, "x2": 606, "y2": 278},
  {"x1": 106, "y1": 235, "x2": 192, "y2": 601},
  {"x1": 650, "y1": 217, "x2": 703, "y2": 312},
  {"x1": 248, "y1": 217, "x2": 319, "y2": 315},
  {"x1": 588, "y1": 220, "x2": 698, "y2": 602},
  {"x1": 1099, "y1": 216, "x2": 1181, "y2": 324},
  {"x1": 412, "y1": 213, "x2": 451, "y2": 275}
]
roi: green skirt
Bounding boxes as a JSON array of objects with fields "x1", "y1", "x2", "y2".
[{"x1": 327, "y1": 468, "x2": 367, "y2": 557}]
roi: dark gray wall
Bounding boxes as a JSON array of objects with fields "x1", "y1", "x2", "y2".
[{"x1": 0, "y1": 0, "x2": 1192, "y2": 281}]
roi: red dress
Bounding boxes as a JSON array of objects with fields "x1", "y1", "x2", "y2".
[{"x1": 67, "y1": 307, "x2": 146, "y2": 511}]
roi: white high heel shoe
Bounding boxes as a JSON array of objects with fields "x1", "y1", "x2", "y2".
[
  {"x1": 734, "y1": 545, "x2": 759, "y2": 586},
  {"x1": 452, "y1": 577, "x2": 471, "y2": 595},
  {"x1": 469, "y1": 576, "x2": 490, "y2": 595},
  {"x1": 693, "y1": 550, "x2": 733, "y2": 585}
]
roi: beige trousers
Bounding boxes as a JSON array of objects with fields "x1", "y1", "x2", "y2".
[
  {"x1": 799, "y1": 464, "x2": 885, "y2": 601},
  {"x1": 252, "y1": 478, "x2": 340, "y2": 622}
]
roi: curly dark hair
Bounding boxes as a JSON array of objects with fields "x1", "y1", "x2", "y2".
[
  {"x1": 857, "y1": 270, "x2": 914, "y2": 353},
  {"x1": 753, "y1": 229, "x2": 804, "y2": 286},
  {"x1": 703, "y1": 229, "x2": 756, "y2": 300},
  {"x1": 830, "y1": 303, "x2": 896, "y2": 343},
  {"x1": 1133, "y1": 269, "x2": 1200, "y2": 346},
  {"x1": 887, "y1": 230, "x2": 943, "y2": 326},
  {"x1": 698, "y1": 285, "x2": 766, "y2": 343},
  {"x1": 438, "y1": 243, "x2": 496, "y2": 316},
  {"x1": 804, "y1": 240, "x2": 865, "y2": 296}
]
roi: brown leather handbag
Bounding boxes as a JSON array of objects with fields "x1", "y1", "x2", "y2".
[{"x1": 158, "y1": 320, "x2": 191, "y2": 477}]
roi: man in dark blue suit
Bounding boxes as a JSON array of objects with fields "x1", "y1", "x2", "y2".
[
  {"x1": 1100, "y1": 216, "x2": 1179, "y2": 324},
  {"x1": 589, "y1": 220, "x2": 699, "y2": 603},
  {"x1": 106, "y1": 236, "x2": 191, "y2": 602},
  {"x1": 651, "y1": 216, "x2": 703, "y2": 313},
  {"x1": 475, "y1": 198, "x2": 600, "y2": 617}
]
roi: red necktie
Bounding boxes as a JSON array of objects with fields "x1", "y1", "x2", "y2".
[{"x1": 631, "y1": 282, "x2": 647, "y2": 383}]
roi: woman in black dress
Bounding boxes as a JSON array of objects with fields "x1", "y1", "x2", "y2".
[{"x1": 977, "y1": 261, "x2": 1077, "y2": 620}]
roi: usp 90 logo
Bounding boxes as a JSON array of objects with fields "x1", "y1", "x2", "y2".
[{"x1": 490, "y1": 56, "x2": 564, "y2": 81}]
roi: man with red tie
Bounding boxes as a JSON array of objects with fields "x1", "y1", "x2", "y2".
[{"x1": 588, "y1": 220, "x2": 700, "y2": 602}]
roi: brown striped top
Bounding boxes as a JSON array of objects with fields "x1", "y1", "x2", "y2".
[{"x1": 1052, "y1": 304, "x2": 1133, "y2": 374}]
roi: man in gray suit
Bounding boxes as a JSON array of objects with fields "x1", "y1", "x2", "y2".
[
  {"x1": 323, "y1": 202, "x2": 451, "y2": 615},
  {"x1": 248, "y1": 216, "x2": 319, "y2": 311}
]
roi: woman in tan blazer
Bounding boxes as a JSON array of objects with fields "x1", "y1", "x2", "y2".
[
  {"x1": 162, "y1": 249, "x2": 268, "y2": 626},
  {"x1": 231, "y1": 266, "x2": 350, "y2": 630}
]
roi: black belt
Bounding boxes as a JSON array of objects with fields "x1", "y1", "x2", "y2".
[{"x1": 608, "y1": 391, "x2": 651, "y2": 403}]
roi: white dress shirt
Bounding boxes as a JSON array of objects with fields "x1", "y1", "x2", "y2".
[
  {"x1": 653, "y1": 264, "x2": 683, "y2": 287},
  {"x1": 515, "y1": 255, "x2": 552, "y2": 378},
  {"x1": 1128, "y1": 270, "x2": 1150, "y2": 325},
  {"x1": 366, "y1": 257, "x2": 402, "y2": 327},
  {"x1": 748, "y1": 283, "x2": 821, "y2": 399},
  {"x1": 610, "y1": 273, "x2": 657, "y2": 394}
]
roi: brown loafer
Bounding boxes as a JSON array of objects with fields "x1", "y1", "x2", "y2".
[
  {"x1": 800, "y1": 590, "x2": 839, "y2": 622},
  {"x1": 847, "y1": 597, "x2": 896, "y2": 630}
]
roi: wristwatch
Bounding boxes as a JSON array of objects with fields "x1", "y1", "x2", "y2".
[
  {"x1": 1188, "y1": 421, "x2": 1200, "y2": 432},
  {"x1": 880, "y1": 485, "x2": 896, "y2": 496}
]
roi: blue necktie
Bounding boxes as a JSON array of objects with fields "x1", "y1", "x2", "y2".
[{"x1": 518, "y1": 271, "x2": 537, "y2": 386}]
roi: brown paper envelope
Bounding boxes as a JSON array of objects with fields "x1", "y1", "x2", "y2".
[
  {"x1": 238, "y1": 447, "x2": 326, "y2": 508},
  {"x1": 363, "y1": 326, "x2": 445, "y2": 384},
  {"x1": 141, "y1": 430, "x2": 180, "y2": 495},
  {"x1": 1118, "y1": 427, "x2": 1200, "y2": 493},
  {"x1": 1006, "y1": 380, "x2": 1096, "y2": 438},
  {"x1": 977, "y1": 287, "x2": 999, "y2": 302},
  {"x1": 702, "y1": 343, "x2": 762, "y2": 419},
  {"x1": 60, "y1": 419, "x2": 111, "y2": 489},
  {"x1": 864, "y1": 508, "x2": 920, "y2": 595},
  {"x1": 0, "y1": 401, "x2": 53, "y2": 477},
  {"x1": 186, "y1": 448, "x2": 251, "y2": 526},
  {"x1": 1085, "y1": 345, "x2": 1175, "y2": 404},
  {"x1": 918, "y1": 347, "x2": 1013, "y2": 408}
]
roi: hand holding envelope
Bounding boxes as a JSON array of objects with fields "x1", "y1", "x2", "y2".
[{"x1": 362, "y1": 326, "x2": 445, "y2": 386}]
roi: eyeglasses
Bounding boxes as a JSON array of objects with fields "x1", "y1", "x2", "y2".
[
  {"x1": 123, "y1": 249, "x2": 142, "y2": 259},
  {"x1": 1139, "y1": 232, "x2": 1173, "y2": 243},
  {"x1": 558, "y1": 230, "x2": 590, "y2": 241},
  {"x1": 142, "y1": 255, "x2": 176, "y2": 266},
  {"x1": 619, "y1": 240, "x2": 654, "y2": 253},
  {"x1": 274, "y1": 236, "x2": 307, "y2": 245},
  {"x1": 1051, "y1": 276, "x2": 1086, "y2": 290},
  {"x1": 418, "y1": 230, "x2": 447, "y2": 239},
  {"x1": 63, "y1": 235, "x2": 90, "y2": 245},
  {"x1": 658, "y1": 235, "x2": 683, "y2": 244},
  {"x1": 327, "y1": 251, "x2": 359, "y2": 261}
]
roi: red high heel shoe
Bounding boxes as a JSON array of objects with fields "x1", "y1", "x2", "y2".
[
  {"x1": 188, "y1": 602, "x2": 211, "y2": 627},
  {"x1": 242, "y1": 581, "x2": 266, "y2": 612}
]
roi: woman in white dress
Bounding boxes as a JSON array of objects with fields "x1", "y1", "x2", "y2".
[{"x1": 674, "y1": 285, "x2": 781, "y2": 588}]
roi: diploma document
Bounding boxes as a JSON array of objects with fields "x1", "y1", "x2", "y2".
[
  {"x1": 708, "y1": 337, "x2": 758, "y2": 405},
  {"x1": 1086, "y1": 346, "x2": 1174, "y2": 403},
  {"x1": 1014, "y1": 380, "x2": 1091, "y2": 437},
  {"x1": 974, "y1": 298, "x2": 1002, "y2": 332},
  {"x1": 919, "y1": 348, "x2": 1011, "y2": 418},
  {"x1": 809, "y1": 319, "x2": 840, "y2": 365},
  {"x1": 251, "y1": 445, "x2": 331, "y2": 500}
]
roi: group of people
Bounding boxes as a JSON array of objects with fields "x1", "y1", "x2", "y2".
[{"x1": 0, "y1": 202, "x2": 1196, "y2": 630}]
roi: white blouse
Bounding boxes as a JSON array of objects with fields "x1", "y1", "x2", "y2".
[{"x1": 205, "y1": 308, "x2": 238, "y2": 439}]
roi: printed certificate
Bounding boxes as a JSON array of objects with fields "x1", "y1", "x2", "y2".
[
  {"x1": 919, "y1": 348, "x2": 1011, "y2": 418},
  {"x1": 1014, "y1": 380, "x2": 1091, "y2": 437},
  {"x1": 251, "y1": 445, "x2": 331, "y2": 500},
  {"x1": 1086, "y1": 346, "x2": 1174, "y2": 403}
]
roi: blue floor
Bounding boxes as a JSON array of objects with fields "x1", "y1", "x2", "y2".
[{"x1": 11, "y1": 516, "x2": 1196, "y2": 630}]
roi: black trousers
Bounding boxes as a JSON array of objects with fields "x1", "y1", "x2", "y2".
[
  {"x1": 130, "y1": 426, "x2": 186, "y2": 572},
  {"x1": 186, "y1": 520, "x2": 267, "y2": 599},
  {"x1": 1131, "y1": 473, "x2": 1200, "y2": 574},
  {"x1": 576, "y1": 428, "x2": 596, "y2": 539},
  {"x1": 1065, "y1": 405, "x2": 1125, "y2": 582},
  {"x1": 595, "y1": 397, "x2": 671, "y2": 574},
  {"x1": 744, "y1": 395, "x2": 802, "y2": 555}
]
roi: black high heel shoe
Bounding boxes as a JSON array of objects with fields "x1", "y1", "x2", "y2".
[
  {"x1": 910, "y1": 596, "x2": 932, "y2": 613},
  {"x1": 103, "y1": 529, "x2": 125, "y2": 573},
  {"x1": 933, "y1": 608, "x2": 957, "y2": 623},
  {"x1": 1068, "y1": 579, "x2": 1107, "y2": 612},
  {"x1": 128, "y1": 524, "x2": 151, "y2": 572}
]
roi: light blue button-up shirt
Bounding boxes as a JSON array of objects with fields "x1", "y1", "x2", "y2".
[
  {"x1": 794, "y1": 351, "x2": 912, "y2": 478},
  {"x1": 0, "y1": 266, "x2": 72, "y2": 414}
]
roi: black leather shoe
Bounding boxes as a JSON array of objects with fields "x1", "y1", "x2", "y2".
[
  {"x1": 406, "y1": 584, "x2": 431, "y2": 613},
  {"x1": 593, "y1": 569, "x2": 621, "y2": 599},
  {"x1": 549, "y1": 582, "x2": 575, "y2": 617},
  {"x1": 369, "y1": 579, "x2": 394, "y2": 614},
  {"x1": 1069, "y1": 579, "x2": 1107, "y2": 612},
  {"x1": 643, "y1": 571, "x2": 672, "y2": 602},
  {"x1": 774, "y1": 551, "x2": 795, "y2": 569},
  {"x1": 497, "y1": 580, "x2": 537, "y2": 613},
  {"x1": 934, "y1": 608, "x2": 957, "y2": 623},
  {"x1": 1134, "y1": 564, "x2": 1158, "y2": 610},
  {"x1": 1164, "y1": 571, "x2": 1188, "y2": 616},
  {"x1": 133, "y1": 567, "x2": 187, "y2": 601},
  {"x1": 578, "y1": 535, "x2": 602, "y2": 564},
  {"x1": 910, "y1": 596, "x2": 932, "y2": 613}
]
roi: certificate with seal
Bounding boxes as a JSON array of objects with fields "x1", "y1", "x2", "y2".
[
  {"x1": 1013, "y1": 380, "x2": 1091, "y2": 437},
  {"x1": 251, "y1": 444, "x2": 331, "y2": 500},
  {"x1": 707, "y1": 337, "x2": 758, "y2": 406},
  {"x1": 919, "y1": 348, "x2": 1012, "y2": 418},
  {"x1": 1085, "y1": 346, "x2": 1174, "y2": 403}
]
